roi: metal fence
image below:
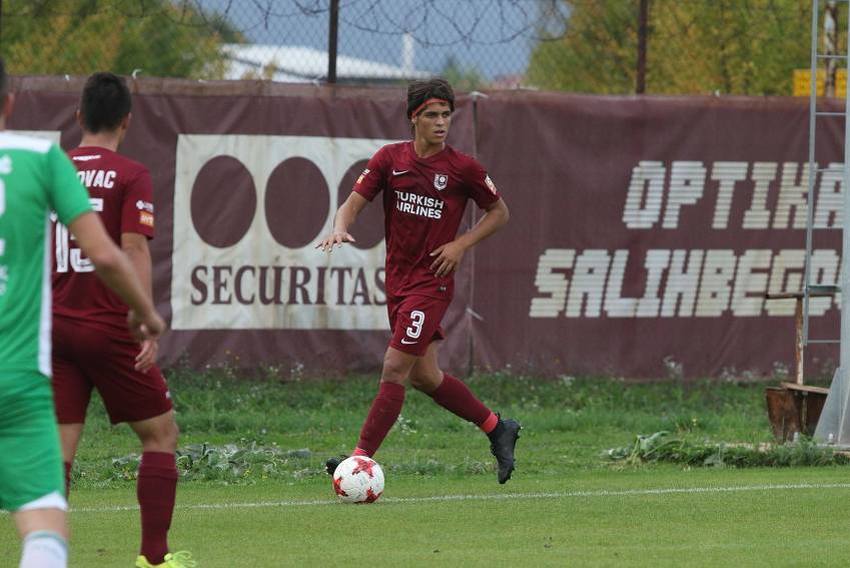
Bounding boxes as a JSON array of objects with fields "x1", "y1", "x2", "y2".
[
  {"x1": 2, "y1": 0, "x2": 826, "y2": 95},
  {"x1": 0, "y1": 0, "x2": 569, "y2": 89}
]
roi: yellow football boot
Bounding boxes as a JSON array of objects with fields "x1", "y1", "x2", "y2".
[{"x1": 135, "y1": 551, "x2": 196, "y2": 567}]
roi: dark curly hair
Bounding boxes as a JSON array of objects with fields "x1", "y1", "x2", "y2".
[{"x1": 406, "y1": 78, "x2": 455, "y2": 119}]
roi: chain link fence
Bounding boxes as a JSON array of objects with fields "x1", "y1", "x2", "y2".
[{"x1": 1, "y1": 0, "x2": 570, "y2": 89}]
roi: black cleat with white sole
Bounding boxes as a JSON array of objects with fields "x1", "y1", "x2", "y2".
[
  {"x1": 325, "y1": 456, "x2": 345, "y2": 476},
  {"x1": 488, "y1": 417, "x2": 521, "y2": 484}
]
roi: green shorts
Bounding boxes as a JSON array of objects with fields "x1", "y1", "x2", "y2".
[{"x1": 0, "y1": 371, "x2": 64, "y2": 511}]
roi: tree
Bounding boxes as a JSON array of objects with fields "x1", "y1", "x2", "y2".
[
  {"x1": 1, "y1": 0, "x2": 242, "y2": 79},
  {"x1": 441, "y1": 56, "x2": 486, "y2": 92},
  {"x1": 526, "y1": 0, "x2": 818, "y2": 95}
]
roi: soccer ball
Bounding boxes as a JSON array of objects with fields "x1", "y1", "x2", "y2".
[{"x1": 332, "y1": 456, "x2": 385, "y2": 504}]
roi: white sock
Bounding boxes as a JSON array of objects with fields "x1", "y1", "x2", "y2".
[{"x1": 19, "y1": 531, "x2": 67, "y2": 568}]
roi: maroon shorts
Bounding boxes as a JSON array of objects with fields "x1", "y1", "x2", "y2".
[
  {"x1": 387, "y1": 293, "x2": 450, "y2": 356},
  {"x1": 52, "y1": 316, "x2": 173, "y2": 425}
]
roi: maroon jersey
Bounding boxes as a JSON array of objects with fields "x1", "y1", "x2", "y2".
[
  {"x1": 354, "y1": 141, "x2": 500, "y2": 298},
  {"x1": 52, "y1": 146, "x2": 155, "y2": 332}
]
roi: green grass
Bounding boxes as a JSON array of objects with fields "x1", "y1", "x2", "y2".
[{"x1": 3, "y1": 371, "x2": 849, "y2": 566}]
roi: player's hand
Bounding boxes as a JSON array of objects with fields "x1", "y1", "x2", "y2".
[
  {"x1": 128, "y1": 309, "x2": 166, "y2": 341},
  {"x1": 316, "y1": 230, "x2": 355, "y2": 252},
  {"x1": 135, "y1": 339, "x2": 158, "y2": 372},
  {"x1": 429, "y1": 241, "x2": 466, "y2": 277}
]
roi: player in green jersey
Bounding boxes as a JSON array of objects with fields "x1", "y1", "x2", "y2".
[{"x1": 0, "y1": 58, "x2": 165, "y2": 568}]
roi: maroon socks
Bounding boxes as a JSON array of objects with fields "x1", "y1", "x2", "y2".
[
  {"x1": 355, "y1": 382, "x2": 406, "y2": 456},
  {"x1": 354, "y1": 374, "x2": 498, "y2": 457},
  {"x1": 137, "y1": 451, "x2": 178, "y2": 564},
  {"x1": 430, "y1": 373, "x2": 498, "y2": 433}
]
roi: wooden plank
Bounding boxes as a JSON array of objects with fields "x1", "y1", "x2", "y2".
[{"x1": 780, "y1": 382, "x2": 829, "y2": 395}]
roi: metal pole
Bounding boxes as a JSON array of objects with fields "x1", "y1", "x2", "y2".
[
  {"x1": 837, "y1": 0, "x2": 850, "y2": 442},
  {"x1": 636, "y1": 0, "x2": 648, "y2": 94},
  {"x1": 467, "y1": 92, "x2": 484, "y2": 376},
  {"x1": 795, "y1": 298, "x2": 804, "y2": 384},
  {"x1": 327, "y1": 0, "x2": 339, "y2": 83},
  {"x1": 803, "y1": 0, "x2": 820, "y2": 346}
]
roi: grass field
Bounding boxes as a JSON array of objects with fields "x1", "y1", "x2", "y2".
[{"x1": 3, "y1": 370, "x2": 850, "y2": 567}]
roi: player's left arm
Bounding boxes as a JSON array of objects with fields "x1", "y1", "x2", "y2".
[
  {"x1": 430, "y1": 198, "x2": 510, "y2": 278},
  {"x1": 122, "y1": 166, "x2": 158, "y2": 371},
  {"x1": 122, "y1": 232, "x2": 157, "y2": 371}
]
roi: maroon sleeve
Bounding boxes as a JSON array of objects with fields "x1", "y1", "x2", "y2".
[
  {"x1": 461, "y1": 155, "x2": 501, "y2": 210},
  {"x1": 121, "y1": 165, "x2": 155, "y2": 238},
  {"x1": 352, "y1": 146, "x2": 390, "y2": 201}
]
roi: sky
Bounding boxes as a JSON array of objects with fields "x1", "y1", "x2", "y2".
[{"x1": 200, "y1": 0, "x2": 568, "y2": 80}]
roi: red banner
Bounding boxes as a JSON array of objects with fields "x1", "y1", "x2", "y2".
[
  {"x1": 473, "y1": 92, "x2": 842, "y2": 378},
  {"x1": 10, "y1": 78, "x2": 842, "y2": 378}
]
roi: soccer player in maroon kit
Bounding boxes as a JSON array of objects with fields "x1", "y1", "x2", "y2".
[
  {"x1": 319, "y1": 78, "x2": 520, "y2": 484},
  {"x1": 51, "y1": 73, "x2": 192, "y2": 568}
]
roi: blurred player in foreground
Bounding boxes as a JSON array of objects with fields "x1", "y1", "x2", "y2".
[
  {"x1": 51, "y1": 72, "x2": 192, "y2": 568},
  {"x1": 0, "y1": 60, "x2": 164, "y2": 568},
  {"x1": 319, "y1": 78, "x2": 520, "y2": 484}
]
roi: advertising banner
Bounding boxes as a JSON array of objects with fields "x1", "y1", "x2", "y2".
[
  {"x1": 9, "y1": 79, "x2": 841, "y2": 378},
  {"x1": 473, "y1": 93, "x2": 842, "y2": 377}
]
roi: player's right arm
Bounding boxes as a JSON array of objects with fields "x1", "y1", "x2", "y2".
[
  {"x1": 317, "y1": 191, "x2": 369, "y2": 252},
  {"x1": 317, "y1": 146, "x2": 388, "y2": 252},
  {"x1": 67, "y1": 212, "x2": 164, "y2": 339}
]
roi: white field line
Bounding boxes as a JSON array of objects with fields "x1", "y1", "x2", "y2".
[{"x1": 64, "y1": 482, "x2": 850, "y2": 514}]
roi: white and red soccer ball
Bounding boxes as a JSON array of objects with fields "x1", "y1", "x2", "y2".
[{"x1": 332, "y1": 456, "x2": 385, "y2": 504}]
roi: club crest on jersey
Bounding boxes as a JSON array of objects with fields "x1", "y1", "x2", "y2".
[
  {"x1": 433, "y1": 173, "x2": 448, "y2": 191},
  {"x1": 136, "y1": 200, "x2": 154, "y2": 213}
]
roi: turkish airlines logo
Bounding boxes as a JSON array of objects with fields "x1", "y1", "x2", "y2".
[{"x1": 172, "y1": 134, "x2": 396, "y2": 330}]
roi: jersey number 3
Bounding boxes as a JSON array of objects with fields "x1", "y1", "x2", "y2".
[{"x1": 406, "y1": 310, "x2": 425, "y2": 339}]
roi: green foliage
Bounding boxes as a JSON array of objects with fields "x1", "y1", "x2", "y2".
[
  {"x1": 527, "y1": 0, "x2": 816, "y2": 95},
  {"x1": 108, "y1": 442, "x2": 315, "y2": 483},
  {"x1": 441, "y1": 55, "x2": 486, "y2": 92},
  {"x1": 66, "y1": 368, "x2": 787, "y2": 489},
  {"x1": 606, "y1": 431, "x2": 850, "y2": 467},
  {"x1": 2, "y1": 0, "x2": 241, "y2": 78}
]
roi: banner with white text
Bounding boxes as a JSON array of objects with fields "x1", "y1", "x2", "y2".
[
  {"x1": 7, "y1": 79, "x2": 842, "y2": 378},
  {"x1": 473, "y1": 92, "x2": 842, "y2": 378}
]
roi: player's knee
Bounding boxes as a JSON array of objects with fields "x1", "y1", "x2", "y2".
[
  {"x1": 380, "y1": 369, "x2": 407, "y2": 384},
  {"x1": 409, "y1": 372, "x2": 441, "y2": 393},
  {"x1": 381, "y1": 354, "x2": 413, "y2": 383},
  {"x1": 166, "y1": 419, "x2": 180, "y2": 446},
  {"x1": 138, "y1": 414, "x2": 179, "y2": 451},
  {"x1": 160, "y1": 418, "x2": 179, "y2": 450}
]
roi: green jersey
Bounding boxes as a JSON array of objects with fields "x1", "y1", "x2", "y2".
[{"x1": 0, "y1": 132, "x2": 92, "y2": 376}]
